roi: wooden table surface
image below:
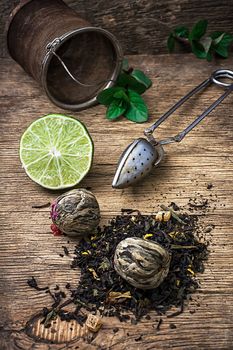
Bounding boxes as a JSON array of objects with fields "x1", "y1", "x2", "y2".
[
  {"x1": 2, "y1": 0, "x2": 233, "y2": 57},
  {"x1": 1, "y1": 54, "x2": 233, "y2": 349}
]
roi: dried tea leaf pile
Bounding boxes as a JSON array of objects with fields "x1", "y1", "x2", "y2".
[
  {"x1": 69, "y1": 208, "x2": 208, "y2": 322},
  {"x1": 28, "y1": 207, "x2": 209, "y2": 326}
]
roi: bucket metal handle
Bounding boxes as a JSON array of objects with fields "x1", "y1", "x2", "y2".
[
  {"x1": 46, "y1": 37, "x2": 121, "y2": 88},
  {"x1": 144, "y1": 69, "x2": 233, "y2": 145}
]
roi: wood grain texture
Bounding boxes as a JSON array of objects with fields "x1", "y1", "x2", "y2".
[
  {"x1": 1, "y1": 0, "x2": 233, "y2": 57},
  {"x1": 1, "y1": 54, "x2": 233, "y2": 349}
]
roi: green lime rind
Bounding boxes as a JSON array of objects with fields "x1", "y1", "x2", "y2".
[{"x1": 19, "y1": 114, "x2": 94, "y2": 190}]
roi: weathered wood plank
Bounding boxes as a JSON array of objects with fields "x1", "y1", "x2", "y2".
[
  {"x1": 1, "y1": 0, "x2": 233, "y2": 57},
  {"x1": 0, "y1": 54, "x2": 233, "y2": 349}
]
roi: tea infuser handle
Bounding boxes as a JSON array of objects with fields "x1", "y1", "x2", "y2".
[
  {"x1": 211, "y1": 69, "x2": 233, "y2": 88},
  {"x1": 145, "y1": 69, "x2": 233, "y2": 145},
  {"x1": 144, "y1": 77, "x2": 212, "y2": 139},
  {"x1": 160, "y1": 84, "x2": 233, "y2": 145}
]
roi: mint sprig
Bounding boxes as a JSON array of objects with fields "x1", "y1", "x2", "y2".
[
  {"x1": 168, "y1": 20, "x2": 233, "y2": 61},
  {"x1": 97, "y1": 59, "x2": 152, "y2": 123}
]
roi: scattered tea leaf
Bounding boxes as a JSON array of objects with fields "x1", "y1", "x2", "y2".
[
  {"x1": 88, "y1": 268, "x2": 100, "y2": 280},
  {"x1": 43, "y1": 309, "x2": 57, "y2": 328},
  {"x1": 160, "y1": 205, "x2": 185, "y2": 224},
  {"x1": 31, "y1": 202, "x2": 51, "y2": 209},
  {"x1": 99, "y1": 257, "x2": 111, "y2": 271},
  {"x1": 93, "y1": 289, "x2": 99, "y2": 297},
  {"x1": 107, "y1": 291, "x2": 132, "y2": 303},
  {"x1": 27, "y1": 276, "x2": 49, "y2": 291},
  {"x1": 28, "y1": 200, "x2": 211, "y2": 327}
]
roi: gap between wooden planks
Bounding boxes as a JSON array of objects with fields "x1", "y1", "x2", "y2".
[{"x1": 0, "y1": 54, "x2": 233, "y2": 349}]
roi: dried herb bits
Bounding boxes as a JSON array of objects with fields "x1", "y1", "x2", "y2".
[
  {"x1": 29, "y1": 205, "x2": 210, "y2": 327},
  {"x1": 114, "y1": 237, "x2": 171, "y2": 289}
]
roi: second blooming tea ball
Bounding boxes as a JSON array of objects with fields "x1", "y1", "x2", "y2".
[{"x1": 114, "y1": 237, "x2": 171, "y2": 289}]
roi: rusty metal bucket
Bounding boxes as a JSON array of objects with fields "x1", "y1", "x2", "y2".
[{"x1": 7, "y1": 0, "x2": 123, "y2": 110}]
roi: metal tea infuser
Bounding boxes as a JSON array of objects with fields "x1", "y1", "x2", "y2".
[{"x1": 112, "y1": 69, "x2": 233, "y2": 189}]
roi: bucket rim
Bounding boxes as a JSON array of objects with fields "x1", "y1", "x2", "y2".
[{"x1": 41, "y1": 26, "x2": 124, "y2": 111}]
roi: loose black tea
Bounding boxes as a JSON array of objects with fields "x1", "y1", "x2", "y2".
[
  {"x1": 69, "y1": 209, "x2": 208, "y2": 322},
  {"x1": 27, "y1": 277, "x2": 48, "y2": 291},
  {"x1": 31, "y1": 202, "x2": 51, "y2": 209},
  {"x1": 27, "y1": 204, "x2": 209, "y2": 329}
]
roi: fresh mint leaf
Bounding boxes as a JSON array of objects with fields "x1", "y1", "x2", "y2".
[
  {"x1": 168, "y1": 20, "x2": 233, "y2": 61},
  {"x1": 215, "y1": 45, "x2": 229, "y2": 58},
  {"x1": 117, "y1": 72, "x2": 147, "y2": 94},
  {"x1": 125, "y1": 89, "x2": 148, "y2": 123},
  {"x1": 214, "y1": 33, "x2": 233, "y2": 58},
  {"x1": 189, "y1": 19, "x2": 208, "y2": 41},
  {"x1": 174, "y1": 26, "x2": 189, "y2": 38},
  {"x1": 122, "y1": 58, "x2": 129, "y2": 71},
  {"x1": 98, "y1": 60, "x2": 152, "y2": 123},
  {"x1": 113, "y1": 89, "x2": 130, "y2": 103},
  {"x1": 117, "y1": 72, "x2": 133, "y2": 86},
  {"x1": 167, "y1": 33, "x2": 175, "y2": 52},
  {"x1": 199, "y1": 36, "x2": 212, "y2": 54},
  {"x1": 131, "y1": 69, "x2": 152, "y2": 89},
  {"x1": 210, "y1": 31, "x2": 224, "y2": 40},
  {"x1": 191, "y1": 41, "x2": 207, "y2": 59},
  {"x1": 211, "y1": 31, "x2": 225, "y2": 45},
  {"x1": 206, "y1": 51, "x2": 213, "y2": 62},
  {"x1": 106, "y1": 99, "x2": 127, "y2": 120},
  {"x1": 97, "y1": 87, "x2": 126, "y2": 106},
  {"x1": 217, "y1": 33, "x2": 233, "y2": 47}
]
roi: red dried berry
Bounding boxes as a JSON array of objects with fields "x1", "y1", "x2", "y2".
[{"x1": 51, "y1": 224, "x2": 62, "y2": 236}]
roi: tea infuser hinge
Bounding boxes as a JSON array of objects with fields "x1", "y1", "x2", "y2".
[{"x1": 144, "y1": 128, "x2": 159, "y2": 146}]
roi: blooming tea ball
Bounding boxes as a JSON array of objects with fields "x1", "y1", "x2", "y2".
[
  {"x1": 51, "y1": 189, "x2": 100, "y2": 237},
  {"x1": 114, "y1": 237, "x2": 171, "y2": 289}
]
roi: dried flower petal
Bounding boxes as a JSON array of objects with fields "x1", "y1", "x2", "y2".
[{"x1": 50, "y1": 224, "x2": 62, "y2": 236}]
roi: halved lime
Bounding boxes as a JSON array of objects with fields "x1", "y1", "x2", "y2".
[{"x1": 20, "y1": 114, "x2": 94, "y2": 189}]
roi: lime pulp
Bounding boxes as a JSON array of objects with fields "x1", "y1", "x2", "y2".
[{"x1": 20, "y1": 114, "x2": 94, "y2": 189}]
